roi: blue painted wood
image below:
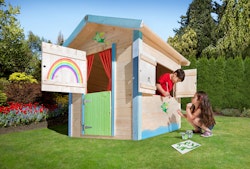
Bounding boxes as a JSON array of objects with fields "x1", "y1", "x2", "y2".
[
  {"x1": 86, "y1": 14, "x2": 142, "y2": 29},
  {"x1": 132, "y1": 30, "x2": 143, "y2": 140},
  {"x1": 141, "y1": 123, "x2": 180, "y2": 140},
  {"x1": 68, "y1": 93, "x2": 72, "y2": 137},
  {"x1": 111, "y1": 43, "x2": 116, "y2": 136},
  {"x1": 133, "y1": 30, "x2": 142, "y2": 42},
  {"x1": 63, "y1": 14, "x2": 143, "y2": 47}
]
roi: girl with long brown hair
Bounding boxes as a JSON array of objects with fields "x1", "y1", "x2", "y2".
[{"x1": 178, "y1": 91, "x2": 216, "y2": 137}]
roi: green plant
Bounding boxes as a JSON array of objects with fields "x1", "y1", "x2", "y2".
[
  {"x1": 9, "y1": 72, "x2": 38, "y2": 84},
  {"x1": 0, "y1": 91, "x2": 7, "y2": 104},
  {"x1": 182, "y1": 57, "x2": 250, "y2": 111},
  {"x1": 221, "y1": 108, "x2": 241, "y2": 117},
  {"x1": 241, "y1": 108, "x2": 250, "y2": 117},
  {"x1": 0, "y1": 78, "x2": 9, "y2": 91},
  {"x1": 55, "y1": 94, "x2": 68, "y2": 107}
]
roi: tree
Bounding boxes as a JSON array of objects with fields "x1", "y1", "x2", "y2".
[
  {"x1": 57, "y1": 31, "x2": 64, "y2": 46},
  {"x1": 169, "y1": 0, "x2": 216, "y2": 57},
  {"x1": 0, "y1": 1, "x2": 32, "y2": 78},
  {"x1": 170, "y1": 0, "x2": 217, "y2": 58},
  {"x1": 215, "y1": 0, "x2": 250, "y2": 58},
  {"x1": 26, "y1": 31, "x2": 43, "y2": 81},
  {"x1": 167, "y1": 27, "x2": 198, "y2": 58},
  {"x1": 188, "y1": 0, "x2": 217, "y2": 56}
]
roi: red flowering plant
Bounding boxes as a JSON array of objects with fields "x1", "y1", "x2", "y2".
[{"x1": 0, "y1": 102, "x2": 57, "y2": 127}]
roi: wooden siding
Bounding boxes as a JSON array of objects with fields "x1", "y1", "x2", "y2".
[
  {"x1": 141, "y1": 95, "x2": 181, "y2": 134},
  {"x1": 142, "y1": 41, "x2": 180, "y2": 71},
  {"x1": 115, "y1": 46, "x2": 133, "y2": 139},
  {"x1": 175, "y1": 69, "x2": 197, "y2": 98},
  {"x1": 71, "y1": 93, "x2": 83, "y2": 137},
  {"x1": 68, "y1": 23, "x2": 133, "y2": 56},
  {"x1": 41, "y1": 42, "x2": 87, "y2": 94}
]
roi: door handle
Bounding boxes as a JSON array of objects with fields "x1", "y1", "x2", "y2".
[
  {"x1": 83, "y1": 99, "x2": 91, "y2": 105},
  {"x1": 83, "y1": 124, "x2": 92, "y2": 129}
]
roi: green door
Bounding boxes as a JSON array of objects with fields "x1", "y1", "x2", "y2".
[{"x1": 84, "y1": 91, "x2": 111, "y2": 136}]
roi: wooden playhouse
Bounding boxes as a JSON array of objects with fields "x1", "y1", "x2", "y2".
[{"x1": 41, "y1": 14, "x2": 197, "y2": 140}]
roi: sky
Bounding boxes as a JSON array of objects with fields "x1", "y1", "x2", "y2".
[{"x1": 5, "y1": 0, "x2": 193, "y2": 44}]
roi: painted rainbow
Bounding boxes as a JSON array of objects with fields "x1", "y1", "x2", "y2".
[{"x1": 47, "y1": 58, "x2": 83, "y2": 83}]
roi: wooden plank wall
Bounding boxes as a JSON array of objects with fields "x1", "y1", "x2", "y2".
[
  {"x1": 70, "y1": 23, "x2": 133, "y2": 56},
  {"x1": 115, "y1": 45, "x2": 133, "y2": 139},
  {"x1": 71, "y1": 93, "x2": 83, "y2": 137},
  {"x1": 142, "y1": 42, "x2": 180, "y2": 71},
  {"x1": 141, "y1": 95, "x2": 181, "y2": 133}
]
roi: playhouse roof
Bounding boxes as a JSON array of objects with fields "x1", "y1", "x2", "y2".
[{"x1": 63, "y1": 14, "x2": 190, "y2": 66}]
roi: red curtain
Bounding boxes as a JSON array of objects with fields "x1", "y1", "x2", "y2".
[
  {"x1": 87, "y1": 54, "x2": 94, "y2": 93},
  {"x1": 87, "y1": 54, "x2": 94, "y2": 80},
  {"x1": 99, "y1": 49, "x2": 112, "y2": 90}
]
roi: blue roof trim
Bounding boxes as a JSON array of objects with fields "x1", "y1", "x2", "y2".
[
  {"x1": 63, "y1": 14, "x2": 143, "y2": 47},
  {"x1": 86, "y1": 14, "x2": 143, "y2": 29}
]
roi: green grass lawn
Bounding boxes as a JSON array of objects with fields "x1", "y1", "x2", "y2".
[{"x1": 0, "y1": 116, "x2": 250, "y2": 169}]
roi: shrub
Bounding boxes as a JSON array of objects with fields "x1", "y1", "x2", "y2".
[
  {"x1": 55, "y1": 94, "x2": 68, "y2": 107},
  {"x1": 0, "y1": 78, "x2": 9, "y2": 91},
  {"x1": 9, "y1": 72, "x2": 38, "y2": 83},
  {"x1": 3, "y1": 72, "x2": 41, "y2": 104},
  {"x1": 221, "y1": 108, "x2": 241, "y2": 117},
  {"x1": 241, "y1": 108, "x2": 250, "y2": 117},
  {"x1": 0, "y1": 91, "x2": 7, "y2": 105},
  {"x1": 4, "y1": 83, "x2": 41, "y2": 103}
]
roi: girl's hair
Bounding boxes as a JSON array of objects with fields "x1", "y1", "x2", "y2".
[{"x1": 192, "y1": 91, "x2": 216, "y2": 127}]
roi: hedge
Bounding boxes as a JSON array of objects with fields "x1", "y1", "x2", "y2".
[{"x1": 182, "y1": 56, "x2": 250, "y2": 111}]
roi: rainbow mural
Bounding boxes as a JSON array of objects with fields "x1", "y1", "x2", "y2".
[{"x1": 47, "y1": 58, "x2": 83, "y2": 83}]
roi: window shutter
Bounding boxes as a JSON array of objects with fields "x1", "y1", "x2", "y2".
[
  {"x1": 42, "y1": 42, "x2": 87, "y2": 94},
  {"x1": 175, "y1": 69, "x2": 197, "y2": 98},
  {"x1": 138, "y1": 53, "x2": 157, "y2": 94}
]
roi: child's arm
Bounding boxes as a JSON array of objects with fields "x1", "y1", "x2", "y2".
[
  {"x1": 156, "y1": 83, "x2": 170, "y2": 97},
  {"x1": 186, "y1": 103, "x2": 201, "y2": 120},
  {"x1": 177, "y1": 110, "x2": 187, "y2": 118}
]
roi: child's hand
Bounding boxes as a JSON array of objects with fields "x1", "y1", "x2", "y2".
[
  {"x1": 177, "y1": 109, "x2": 184, "y2": 117},
  {"x1": 162, "y1": 91, "x2": 171, "y2": 98},
  {"x1": 186, "y1": 103, "x2": 193, "y2": 109}
]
